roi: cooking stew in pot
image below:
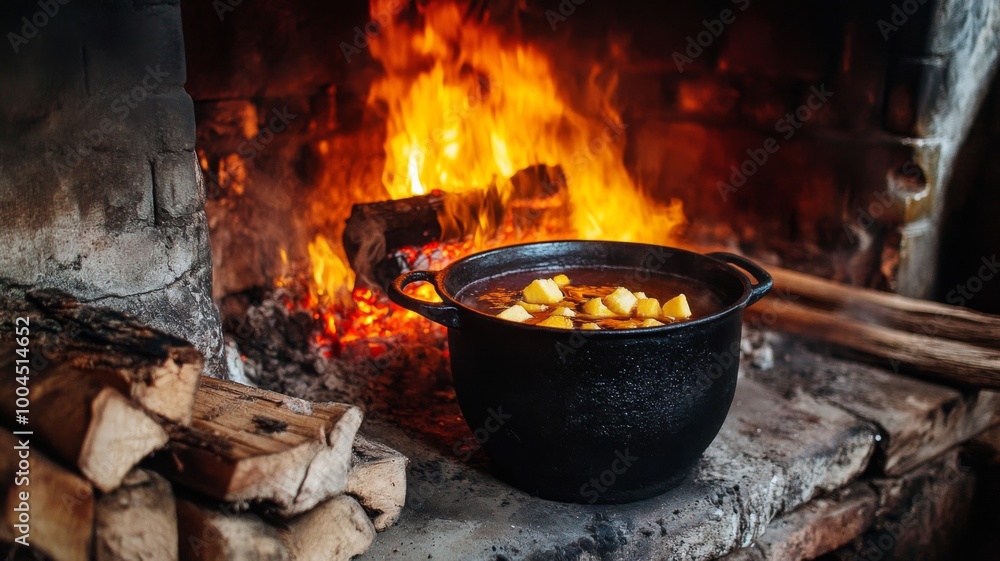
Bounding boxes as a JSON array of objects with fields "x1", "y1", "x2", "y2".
[{"x1": 459, "y1": 267, "x2": 724, "y2": 330}]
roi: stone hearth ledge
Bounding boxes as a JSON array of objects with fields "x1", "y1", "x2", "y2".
[{"x1": 357, "y1": 376, "x2": 878, "y2": 560}]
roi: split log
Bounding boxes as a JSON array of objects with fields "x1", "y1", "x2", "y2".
[
  {"x1": 161, "y1": 377, "x2": 363, "y2": 517},
  {"x1": 280, "y1": 495, "x2": 376, "y2": 561},
  {"x1": 94, "y1": 469, "x2": 177, "y2": 561},
  {"x1": 0, "y1": 287, "x2": 203, "y2": 424},
  {"x1": 0, "y1": 428, "x2": 94, "y2": 561},
  {"x1": 176, "y1": 498, "x2": 288, "y2": 561},
  {"x1": 0, "y1": 359, "x2": 169, "y2": 492},
  {"x1": 770, "y1": 266, "x2": 1000, "y2": 350},
  {"x1": 345, "y1": 435, "x2": 407, "y2": 531},
  {"x1": 746, "y1": 299, "x2": 1000, "y2": 389}
]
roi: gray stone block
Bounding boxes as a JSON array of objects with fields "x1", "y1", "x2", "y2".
[
  {"x1": 153, "y1": 91, "x2": 197, "y2": 151},
  {"x1": 154, "y1": 150, "x2": 204, "y2": 221},
  {"x1": 357, "y1": 377, "x2": 877, "y2": 560}
]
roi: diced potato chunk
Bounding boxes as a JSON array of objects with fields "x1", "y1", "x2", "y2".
[
  {"x1": 635, "y1": 298, "x2": 661, "y2": 318},
  {"x1": 582, "y1": 298, "x2": 616, "y2": 317},
  {"x1": 662, "y1": 294, "x2": 692, "y2": 319},
  {"x1": 603, "y1": 287, "x2": 637, "y2": 315},
  {"x1": 516, "y1": 300, "x2": 549, "y2": 313},
  {"x1": 536, "y1": 315, "x2": 573, "y2": 329},
  {"x1": 550, "y1": 306, "x2": 576, "y2": 317},
  {"x1": 640, "y1": 318, "x2": 665, "y2": 327},
  {"x1": 496, "y1": 304, "x2": 532, "y2": 323},
  {"x1": 634, "y1": 292, "x2": 647, "y2": 299},
  {"x1": 552, "y1": 274, "x2": 571, "y2": 287},
  {"x1": 523, "y1": 279, "x2": 564, "y2": 304},
  {"x1": 581, "y1": 322, "x2": 601, "y2": 330}
]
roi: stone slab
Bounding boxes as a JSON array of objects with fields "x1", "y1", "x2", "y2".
[
  {"x1": 747, "y1": 342, "x2": 1000, "y2": 475},
  {"x1": 721, "y1": 482, "x2": 877, "y2": 561},
  {"x1": 358, "y1": 376, "x2": 877, "y2": 561},
  {"x1": 825, "y1": 449, "x2": 977, "y2": 561}
]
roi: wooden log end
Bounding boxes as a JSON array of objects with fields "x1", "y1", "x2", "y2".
[
  {"x1": 281, "y1": 495, "x2": 376, "y2": 561},
  {"x1": 94, "y1": 469, "x2": 178, "y2": 561},
  {"x1": 345, "y1": 436, "x2": 408, "y2": 532},
  {"x1": 80, "y1": 388, "x2": 170, "y2": 493},
  {"x1": 177, "y1": 499, "x2": 288, "y2": 561}
]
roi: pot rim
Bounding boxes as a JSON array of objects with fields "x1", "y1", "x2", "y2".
[{"x1": 421, "y1": 240, "x2": 770, "y2": 334}]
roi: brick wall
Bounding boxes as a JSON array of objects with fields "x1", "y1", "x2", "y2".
[{"x1": 182, "y1": 0, "x2": 999, "y2": 299}]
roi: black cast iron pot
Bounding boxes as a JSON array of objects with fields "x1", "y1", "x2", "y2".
[{"x1": 388, "y1": 241, "x2": 772, "y2": 504}]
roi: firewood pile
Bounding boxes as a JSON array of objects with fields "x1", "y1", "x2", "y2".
[{"x1": 0, "y1": 288, "x2": 407, "y2": 561}]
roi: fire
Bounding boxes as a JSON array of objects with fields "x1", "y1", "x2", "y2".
[
  {"x1": 302, "y1": 0, "x2": 687, "y2": 344},
  {"x1": 367, "y1": 0, "x2": 685, "y2": 242}
]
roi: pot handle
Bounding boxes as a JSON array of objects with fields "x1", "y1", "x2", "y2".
[
  {"x1": 708, "y1": 252, "x2": 773, "y2": 307},
  {"x1": 388, "y1": 270, "x2": 462, "y2": 329}
]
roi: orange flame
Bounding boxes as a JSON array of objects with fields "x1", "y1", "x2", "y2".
[
  {"x1": 303, "y1": 0, "x2": 686, "y2": 343},
  {"x1": 367, "y1": 1, "x2": 685, "y2": 242}
]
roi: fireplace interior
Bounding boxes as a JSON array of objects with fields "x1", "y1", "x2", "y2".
[{"x1": 1, "y1": 0, "x2": 999, "y2": 559}]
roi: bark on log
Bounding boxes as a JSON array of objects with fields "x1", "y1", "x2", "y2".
[
  {"x1": 162, "y1": 378, "x2": 363, "y2": 517},
  {"x1": 176, "y1": 499, "x2": 288, "y2": 561},
  {"x1": 0, "y1": 428, "x2": 94, "y2": 561},
  {"x1": 770, "y1": 266, "x2": 1000, "y2": 350},
  {"x1": 280, "y1": 495, "x2": 376, "y2": 561},
  {"x1": 94, "y1": 469, "x2": 178, "y2": 561},
  {"x1": 747, "y1": 299, "x2": 1000, "y2": 389},
  {"x1": 0, "y1": 287, "x2": 203, "y2": 424},
  {"x1": 0, "y1": 358, "x2": 169, "y2": 492},
  {"x1": 345, "y1": 435, "x2": 407, "y2": 531}
]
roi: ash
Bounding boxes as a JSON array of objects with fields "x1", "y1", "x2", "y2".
[{"x1": 219, "y1": 286, "x2": 457, "y2": 427}]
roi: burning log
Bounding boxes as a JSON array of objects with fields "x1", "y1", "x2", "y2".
[
  {"x1": 0, "y1": 428, "x2": 94, "y2": 561},
  {"x1": 176, "y1": 498, "x2": 288, "y2": 561},
  {"x1": 0, "y1": 356, "x2": 169, "y2": 492},
  {"x1": 1, "y1": 288, "x2": 203, "y2": 424},
  {"x1": 279, "y1": 495, "x2": 376, "y2": 561},
  {"x1": 94, "y1": 469, "x2": 178, "y2": 561},
  {"x1": 161, "y1": 377, "x2": 363, "y2": 517},
  {"x1": 345, "y1": 435, "x2": 408, "y2": 531},
  {"x1": 342, "y1": 165, "x2": 568, "y2": 289},
  {"x1": 343, "y1": 191, "x2": 446, "y2": 279}
]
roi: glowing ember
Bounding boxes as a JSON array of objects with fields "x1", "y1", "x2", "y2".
[{"x1": 301, "y1": 0, "x2": 687, "y2": 342}]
